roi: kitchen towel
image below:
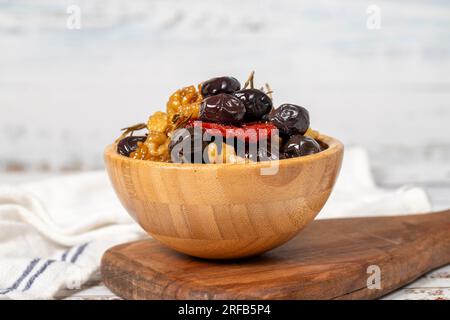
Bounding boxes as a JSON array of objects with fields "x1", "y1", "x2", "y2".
[{"x1": 0, "y1": 147, "x2": 431, "y2": 299}]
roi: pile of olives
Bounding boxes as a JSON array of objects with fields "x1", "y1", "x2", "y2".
[
  {"x1": 197, "y1": 75, "x2": 320, "y2": 161},
  {"x1": 199, "y1": 76, "x2": 274, "y2": 125},
  {"x1": 117, "y1": 74, "x2": 323, "y2": 163}
]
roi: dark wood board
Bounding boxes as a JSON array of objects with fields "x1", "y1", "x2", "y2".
[{"x1": 101, "y1": 210, "x2": 450, "y2": 299}]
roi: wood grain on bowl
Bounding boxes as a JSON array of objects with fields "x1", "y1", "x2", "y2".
[
  {"x1": 101, "y1": 210, "x2": 450, "y2": 299},
  {"x1": 104, "y1": 134, "x2": 343, "y2": 259}
]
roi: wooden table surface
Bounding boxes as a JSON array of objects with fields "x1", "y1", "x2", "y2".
[
  {"x1": 55, "y1": 265, "x2": 450, "y2": 300},
  {"x1": 2, "y1": 173, "x2": 450, "y2": 300},
  {"x1": 57, "y1": 182, "x2": 450, "y2": 300}
]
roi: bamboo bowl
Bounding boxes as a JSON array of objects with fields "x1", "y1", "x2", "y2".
[{"x1": 104, "y1": 134, "x2": 343, "y2": 259}]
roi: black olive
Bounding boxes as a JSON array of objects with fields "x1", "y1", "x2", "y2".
[
  {"x1": 199, "y1": 93, "x2": 246, "y2": 126},
  {"x1": 169, "y1": 127, "x2": 208, "y2": 163},
  {"x1": 201, "y1": 76, "x2": 241, "y2": 97},
  {"x1": 268, "y1": 104, "x2": 310, "y2": 136},
  {"x1": 281, "y1": 135, "x2": 321, "y2": 158},
  {"x1": 117, "y1": 136, "x2": 146, "y2": 157},
  {"x1": 233, "y1": 89, "x2": 272, "y2": 122}
]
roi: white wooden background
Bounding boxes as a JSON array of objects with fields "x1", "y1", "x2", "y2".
[
  {"x1": 1, "y1": 0, "x2": 450, "y2": 300},
  {"x1": 0, "y1": 0, "x2": 449, "y2": 184}
]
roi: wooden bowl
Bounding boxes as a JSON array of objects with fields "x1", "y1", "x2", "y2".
[{"x1": 104, "y1": 134, "x2": 343, "y2": 259}]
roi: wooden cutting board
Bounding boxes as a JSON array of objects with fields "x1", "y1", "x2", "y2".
[{"x1": 101, "y1": 210, "x2": 450, "y2": 300}]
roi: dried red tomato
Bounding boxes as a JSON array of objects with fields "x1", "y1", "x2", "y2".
[{"x1": 187, "y1": 120, "x2": 277, "y2": 143}]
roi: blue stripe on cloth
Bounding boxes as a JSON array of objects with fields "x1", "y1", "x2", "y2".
[
  {"x1": 22, "y1": 259, "x2": 56, "y2": 292},
  {"x1": 0, "y1": 258, "x2": 40, "y2": 294},
  {"x1": 61, "y1": 248, "x2": 70, "y2": 261},
  {"x1": 70, "y1": 243, "x2": 89, "y2": 263}
]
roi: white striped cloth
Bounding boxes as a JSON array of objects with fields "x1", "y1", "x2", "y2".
[
  {"x1": 0, "y1": 147, "x2": 431, "y2": 299},
  {"x1": 0, "y1": 172, "x2": 145, "y2": 299}
]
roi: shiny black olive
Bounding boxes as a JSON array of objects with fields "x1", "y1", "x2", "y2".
[
  {"x1": 201, "y1": 76, "x2": 241, "y2": 97},
  {"x1": 268, "y1": 104, "x2": 310, "y2": 136},
  {"x1": 169, "y1": 127, "x2": 208, "y2": 163},
  {"x1": 233, "y1": 89, "x2": 273, "y2": 122},
  {"x1": 117, "y1": 136, "x2": 146, "y2": 157},
  {"x1": 199, "y1": 93, "x2": 246, "y2": 126},
  {"x1": 281, "y1": 135, "x2": 321, "y2": 158}
]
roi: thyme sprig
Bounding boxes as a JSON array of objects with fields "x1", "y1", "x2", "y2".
[
  {"x1": 115, "y1": 122, "x2": 147, "y2": 143},
  {"x1": 243, "y1": 70, "x2": 255, "y2": 89}
]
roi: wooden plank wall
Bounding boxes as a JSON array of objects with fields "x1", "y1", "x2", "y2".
[{"x1": 1, "y1": 0, "x2": 449, "y2": 184}]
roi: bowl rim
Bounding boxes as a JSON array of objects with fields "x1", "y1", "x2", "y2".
[{"x1": 104, "y1": 133, "x2": 343, "y2": 170}]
